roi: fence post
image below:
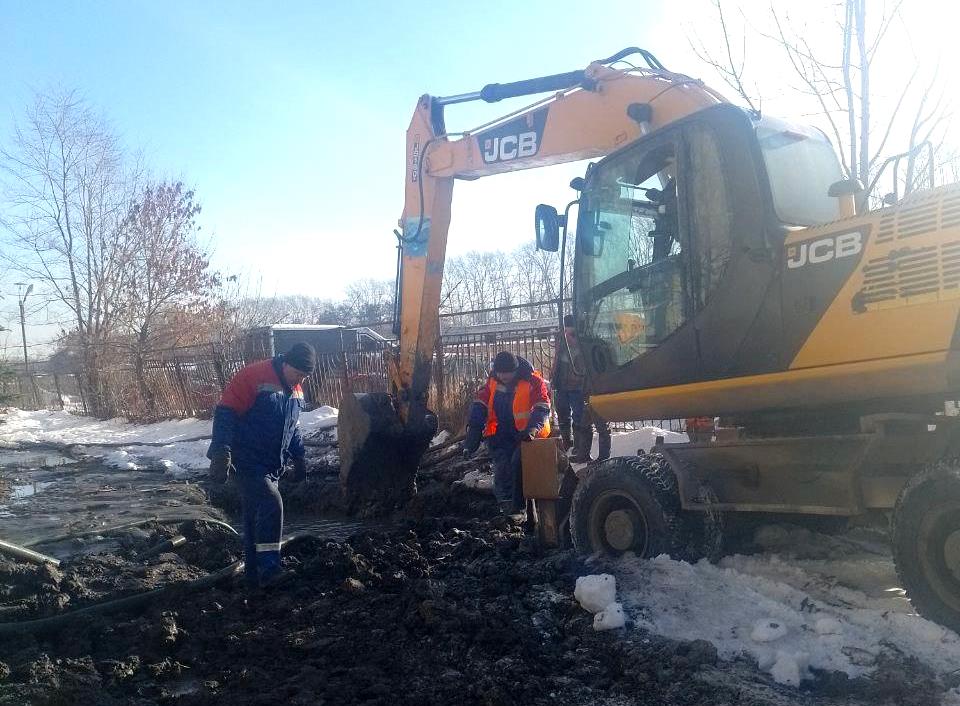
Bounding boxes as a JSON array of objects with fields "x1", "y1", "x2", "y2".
[{"x1": 339, "y1": 351, "x2": 352, "y2": 394}]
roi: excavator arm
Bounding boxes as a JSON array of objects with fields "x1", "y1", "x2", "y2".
[{"x1": 338, "y1": 49, "x2": 728, "y2": 508}]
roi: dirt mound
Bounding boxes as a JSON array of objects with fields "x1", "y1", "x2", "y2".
[{"x1": 0, "y1": 513, "x2": 946, "y2": 706}]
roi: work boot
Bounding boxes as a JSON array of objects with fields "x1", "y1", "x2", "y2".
[
  {"x1": 571, "y1": 426, "x2": 594, "y2": 463},
  {"x1": 559, "y1": 422, "x2": 573, "y2": 451},
  {"x1": 597, "y1": 431, "x2": 612, "y2": 461}
]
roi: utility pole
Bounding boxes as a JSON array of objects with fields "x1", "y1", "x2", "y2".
[{"x1": 15, "y1": 283, "x2": 33, "y2": 372}]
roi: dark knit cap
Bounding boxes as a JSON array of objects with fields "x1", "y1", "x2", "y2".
[
  {"x1": 285, "y1": 342, "x2": 316, "y2": 374},
  {"x1": 492, "y1": 351, "x2": 518, "y2": 373}
]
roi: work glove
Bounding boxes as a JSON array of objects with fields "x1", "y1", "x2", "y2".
[
  {"x1": 517, "y1": 428, "x2": 536, "y2": 443},
  {"x1": 290, "y1": 456, "x2": 307, "y2": 483},
  {"x1": 209, "y1": 447, "x2": 233, "y2": 483},
  {"x1": 462, "y1": 426, "x2": 482, "y2": 458}
]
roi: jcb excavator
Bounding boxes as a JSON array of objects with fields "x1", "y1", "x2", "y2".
[{"x1": 338, "y1": 48, "x2": 960, "y2": 631}]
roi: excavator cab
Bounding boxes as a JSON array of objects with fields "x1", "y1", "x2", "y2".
[{"x1": 562, "y1": 104, "x2": 848, "y2": 405}]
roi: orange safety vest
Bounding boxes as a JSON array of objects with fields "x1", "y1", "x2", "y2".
[{"x1": 482, "y1": 377, "x2": 552, "y2": 439}]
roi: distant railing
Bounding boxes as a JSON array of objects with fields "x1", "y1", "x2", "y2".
[{"x1": 3, "y1": 314, "x2": 686, "y2": 434}]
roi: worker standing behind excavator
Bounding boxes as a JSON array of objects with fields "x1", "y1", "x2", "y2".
[
  {"x1": 553, "y1": 315, "x2": 611, "y2": 463},
  {"x1": 463, "y1": 352, "x2": 552, "y2": 515}
]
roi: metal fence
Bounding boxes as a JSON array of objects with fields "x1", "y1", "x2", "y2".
[{"x1": 4, "y1": 321, "x2": 685, "y2": 434}]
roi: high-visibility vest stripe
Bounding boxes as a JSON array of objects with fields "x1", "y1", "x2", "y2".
[{"x1": 255, "y1": 542, "x2": 281, "y2": 552}]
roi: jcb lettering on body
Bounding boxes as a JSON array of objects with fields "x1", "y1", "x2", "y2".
[
  {"x1": 483, "y1": 131, "x2": 539, "y2": 163},
  {"x1": 787, "y1": 231, "x2": 863, "y2": 269}
]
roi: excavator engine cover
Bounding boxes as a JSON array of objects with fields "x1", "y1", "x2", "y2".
[{"x1": 338, "y1": 392, "x2": 438, "y2": 510}]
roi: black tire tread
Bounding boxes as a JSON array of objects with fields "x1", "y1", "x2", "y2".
[
  {"x1": 891, "y1": 458, "x2": 960, "y2": 632},
  {"x1": 570, "y1": 453, "x2": 720, "y2": 562}
]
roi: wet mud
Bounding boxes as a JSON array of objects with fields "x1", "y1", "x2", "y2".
[{"x1": 0, "y1": 443, "x2": 950, "y2": 705}]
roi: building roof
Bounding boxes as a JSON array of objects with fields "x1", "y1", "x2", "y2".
[{"x1": 257, "y1": 324, "x2": 343, "y2": 331}]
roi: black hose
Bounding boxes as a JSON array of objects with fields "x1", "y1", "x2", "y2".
[
  {"x1": 0, "y1": 560, "x2": 244, "y2": 637},
  {"x1": 23, "y1": 516, "x2": 239, "y2": 549},
  {"x1": 0, "y1": 530, "x2": 334, "y2": 637},
  {"x1": 140, "y1": 535, "x2": 187, "y2": 559}
]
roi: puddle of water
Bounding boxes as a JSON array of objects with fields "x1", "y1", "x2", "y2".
[
  {"x1": 11, "y1": 480, "x2": 56, "y2": 500},
  {"x1": 0, "y1": 451, "x2": 76, "y2": 469},
  {"x1": 0, "y1": 461, "x2": 225, "y2": 557}
]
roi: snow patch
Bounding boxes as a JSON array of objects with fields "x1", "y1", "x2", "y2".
[
  {"x1": 582, "y1": 425, "x2": 689, "y2": 462},
  {"x1": 575, "y1": 574, "x2": 618, "y2": 614},
  {"x1": 770, "y1": 650, "x2": 809, "y2": 687},
  {"x1": 0, "y1": 405, "x2": 339, "y2": 478},
  {"x1": 454, "y1": 469, "x2": 494, "y2": 492},
  {"x1": 593, "y1": 602, "x2": 626, "y2": 631},
  {"x1": 751, "y1": 619, "x2": 788, "y2": 643},
  {"x1": 300, "y1": 406, "x2": 339, "y2": 435},
  {"x1": 611, "y1": 525, "x2": 960, "y2": 686}
]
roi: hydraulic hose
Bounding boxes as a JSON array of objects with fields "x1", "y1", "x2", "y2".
[{"x1": 0, "y1": 530, "x2": 335, "y2": 637}]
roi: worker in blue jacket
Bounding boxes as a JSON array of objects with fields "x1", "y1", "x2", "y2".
[{"x1": 207, "y1": 342, "x2": 316, "y2": 589}]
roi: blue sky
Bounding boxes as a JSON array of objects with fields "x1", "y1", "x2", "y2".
[
  {"x1": 0, "y1": 1, "x2": 951, "y2": 354},
  {"x1": 0, "y1": 1, "x2": 679, "y2": 293}
]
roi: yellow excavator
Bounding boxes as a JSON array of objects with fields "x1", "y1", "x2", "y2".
[{"x1": 338, "y1": 48, "x2": 960, "y2": 631}]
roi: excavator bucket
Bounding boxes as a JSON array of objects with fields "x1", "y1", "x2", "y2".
[{"x1": 338, "y1": 392, "x2": 437, "y2": 510}]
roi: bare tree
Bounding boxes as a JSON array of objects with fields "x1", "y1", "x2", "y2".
[
  {"x1": 689, "y1": 0, "x2": 760, "y2": 112},
  {"x1": 118, "y1": 181, "x2": 216, "y2": 412},
  {"x1": 0, "y1": 89, "x2": 139, "y2": 414},
  {"x1": 344, "y1": 278, "x2": 394, "y2": 324},
  {"x1": 512, "y1": 242, "x2": 560, "y2": 320},
  {"x1": 693, "y1": 0, "x2": 953, "y2": 204}
]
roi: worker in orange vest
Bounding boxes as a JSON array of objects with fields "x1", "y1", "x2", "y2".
[{"x1": 462, "y1": 351, "x2": 551, "y2": 515}]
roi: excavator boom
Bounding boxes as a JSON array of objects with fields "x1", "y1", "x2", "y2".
[{"x1": 338, "y1": 49, "x2": 728, "y2": 507}]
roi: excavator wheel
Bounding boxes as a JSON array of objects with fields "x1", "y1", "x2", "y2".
[
  {"x1": 569, "y1": 453, "x2": 721, "y2": 562},
  {"x1": 338, "y1": 392, "x2": 437, "y2": 511},
  {"x1": 892, "y1": 460, "x2": 960, "y2": 633}
]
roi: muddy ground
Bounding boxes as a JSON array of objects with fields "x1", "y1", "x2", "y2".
[{"x1": 0, "y1": 448, "x2": 952, "y2": 705}]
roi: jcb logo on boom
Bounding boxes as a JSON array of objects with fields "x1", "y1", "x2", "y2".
[
  {"x1": 475, "y1": 106, "x2": 548, "y2": 166},
  {"x1": 786, "y1": 231, "x2": 863, "y2": 269},
  {"x1": 482, "y1": 132, "x2": 539, "y2": 163}
]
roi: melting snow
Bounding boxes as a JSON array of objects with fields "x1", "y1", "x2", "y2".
[
  {"x1": 0, "y1": 406, "x2": 339, "y2": 478},
  {"x1": 590, "y1": 523, "x2": 960, "y2": 687}
]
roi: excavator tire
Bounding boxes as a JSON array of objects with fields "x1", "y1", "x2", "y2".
[
  {"x1": 569, "y1": 453, "x2": 721, "y2": 561},
  {"x1": 892, "y1": 460, "x2": 960, "y2": 633}
]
